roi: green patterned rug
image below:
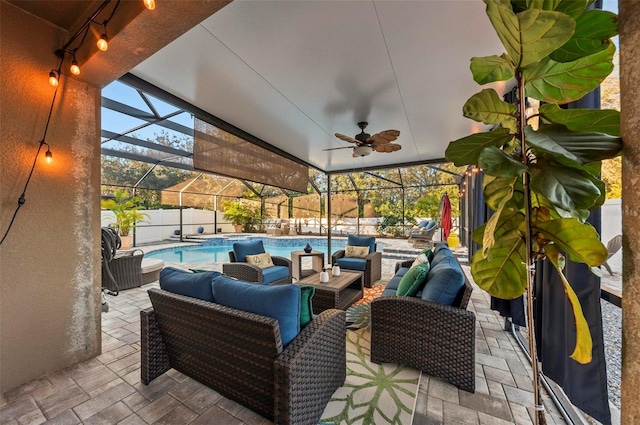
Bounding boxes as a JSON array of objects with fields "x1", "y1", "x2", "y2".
[{"x1": 320, "y1": 303, "x2": 421, "y2": 425}]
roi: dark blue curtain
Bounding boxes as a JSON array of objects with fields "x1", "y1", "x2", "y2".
[{"x1": 533, "y1": 37, "x2": 611, "y2": 423}]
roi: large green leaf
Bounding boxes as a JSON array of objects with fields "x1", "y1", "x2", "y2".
[
  {"x1": 538, "y1": 104, "x2": 620, "y2": 136},
  {"x1": 530, "y1": 159, "x2": 601, "y2": 213},
  {"x1": 522, "y1": 0, "x2": 587, "y2": 19},
  {"x1": 484, "y1": 175, "x2": 523, "y2": 210},
  {"x1": 524, "y1": 43, "x2": 615, "y2": 104},
  {"x1": 470, "y1": 54, "x2": 515, "y2": 84},
  {"x1": 545, "y1": 244, "x2": 593, "y2": 364},
  {"x1": 482, "y1": 179, "x2": 516, "y2": 255},
  {"x1": 535, "y1": 218, "x2": 607, "y2": 266},
  {"x1": 472, "y1": 209, "x2": 525, "y2": 246},
  {"x1": 446, "y1": 128, "x2": 514, "y2": 166},
  {"x1": 485, "y1": 0, "x2": 575, "y2": 68},
  {"x1": 536, "y1": 151, "x2": 602, "y2": 178},
  {"x1": 471, "y1": 239, "x2": 528, "y2": 299},
  {"x1": 526, "y1": 124, "x2": 622, "y2": 164},
  {"x1": 550, "y1": 10, "x2": 618, "y2": 62},
  {"x1": 463, "y1": 89, "x2": 517, "y2": 128},
  {"x1": 478, "y1": 146, "x2": 528, "y2": 178}
]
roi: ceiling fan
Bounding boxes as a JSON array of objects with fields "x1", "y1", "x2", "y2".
[{"x1": 324, "y1": 122, "x2": 401, "y2": 157}]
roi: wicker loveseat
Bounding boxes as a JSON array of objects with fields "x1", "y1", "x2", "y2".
[
  {"x1": 141, "y1": 287, "x2": 346, "y2": 425},
  {"x1": 370, "y1": 243, "x2": 475, "y2": 392}
]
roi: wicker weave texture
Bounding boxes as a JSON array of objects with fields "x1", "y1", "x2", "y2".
[
  {"x1": 142, "y1": 288, "x2": 346, "y2": 424},
  {"x1": 223, "y1": 252, "x2": 292, "y2": 284},
  {"x1": 331, "y1": 250, "x2": 382, "y2": 288},
  {"x1": 102, "y1": 250, "x2": 144, "y2": 291},
  {"x1": 370, "y1": 255, "x2": 476, "y2": 392}
]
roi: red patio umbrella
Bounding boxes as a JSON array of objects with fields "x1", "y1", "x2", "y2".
[{"x1": 440, "y1": 193, "x2": 452, "y2": 240}]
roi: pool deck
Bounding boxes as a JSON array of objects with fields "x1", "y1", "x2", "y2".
[{"x1": 2, "y1": 235, "x2": 608, "y2": 424}]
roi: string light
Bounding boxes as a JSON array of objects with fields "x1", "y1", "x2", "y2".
[
  {"x1": 97, "y1": 31, "x2": 109, "y2": 51},
  {"x1": 48, "y1": 69, "x2": 60, "y2": 87},
  {"x1": 47, "y1": 0, "x2": 154, "y2": 84}
]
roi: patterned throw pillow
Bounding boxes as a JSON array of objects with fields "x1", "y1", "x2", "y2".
[
  {"x1": 411, "y1": 253, "x2": 429, "y2": 269},
  {"x1": 345, "y1": 245, "x2": 370, "y2": 258},
  {"x1": 246, "y1": 252, "x2": 274, "y2": 269}
]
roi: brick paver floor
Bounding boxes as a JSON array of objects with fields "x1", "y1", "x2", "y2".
[{"x1": 1, "y1": 241, "x2": 569, "y2": 424}]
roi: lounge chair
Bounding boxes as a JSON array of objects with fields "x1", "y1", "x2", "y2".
[
  {"x1": 408, "y1": 220, "x2": 437, "y2": 248},
  {"x1": 603, "y1": 234, "x2": 622, "y2": 275}
]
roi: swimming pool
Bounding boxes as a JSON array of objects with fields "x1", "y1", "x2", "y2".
[{"x1": 145, "y1": 237, "x2": 365, "y2": 263}]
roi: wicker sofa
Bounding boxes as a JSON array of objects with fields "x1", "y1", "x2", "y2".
[
  {"x1": 141, "y1": 287, "x2": 346, "y2": 425},
  {"x1": 370, "y1": 244, "x2": 476, "y2": 392}
]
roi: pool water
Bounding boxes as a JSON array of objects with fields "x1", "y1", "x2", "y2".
[{"x1": 145, "y1": 237, "x2": 351, "y2": 263}]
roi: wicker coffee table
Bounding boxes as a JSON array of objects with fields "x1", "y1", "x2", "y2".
[{"x1": 297, "y1": 270, "x2": 364, "y2": 314}]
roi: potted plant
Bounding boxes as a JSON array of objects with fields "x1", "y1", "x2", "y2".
[
  {"x1": 222, "y1": 200, "x2": 262, "y2": 233},
  {"x1": 444, "y1": 1, "x2": 621, "y2": 423},
  {"x1": 101, "y1": 190, "x2": 150, "y2": 249}
]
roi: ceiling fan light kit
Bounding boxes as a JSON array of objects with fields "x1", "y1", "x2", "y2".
[{"x1": 353, "y1": 145, "x2": 373, "y2": 157}]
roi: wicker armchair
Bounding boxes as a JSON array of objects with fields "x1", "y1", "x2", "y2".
[
  {"x1": 101, "y1": 249, "x2": 144, "y2": 292},
  {"x1": 331, "y1": 236, "x2": 381, "y2": 288},
  {"x1": 370, "y1": 258, "x2": 475, "y2": 392},
  {"x1": 223, "y1": 250, "x2": 292, "y2": 284},
  {"x1": 141, "y1": 288, "x2": 346, "y2": 425}
]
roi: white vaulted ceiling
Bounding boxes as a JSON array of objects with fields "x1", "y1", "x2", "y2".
[{"x1": 132, "y1": 0, "x2": 508, "y2": 173}]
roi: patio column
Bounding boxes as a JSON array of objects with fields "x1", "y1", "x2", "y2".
[{"x1": 620, "y1": 0, "x2": 640, "y2": 423}]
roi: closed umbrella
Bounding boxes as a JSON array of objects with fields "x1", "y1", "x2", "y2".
[{"x1": 440, "y1": 193, "x2": 452, "y2": 240}]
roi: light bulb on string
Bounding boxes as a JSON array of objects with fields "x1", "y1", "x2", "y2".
[
  {"x1": 97, "y1": 33, "x2": 109, "y2": 51},
  {"x1": 48, "y1": 70, "x2": 59, "y2": 87},
  {"x1": 143, "y1": 0, "x2": 155, "y2": 10},
  {"x1": 45, "y1": 147, "x2": 53, "y2": 163},
  {"x1": 70, "y1": 58, "x2": 80, "y2": 76}
]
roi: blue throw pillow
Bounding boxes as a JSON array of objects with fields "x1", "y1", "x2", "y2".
[
  {"x1": 417, "y1": 220, "x2": 430, "y2": 228},
  {"x1": 421, "y1": 257, "x2": 465, "y2": 306},
  {"x1": 159, "y1": 267, "x2": 221, "y2": 302},
  {"x1": 212, "y1": 275, "x2": 301, "y2": 346},
  {"x1": 347, "y1": 235, "x2": 376, "y2": 254},
  {"x1": 232, "y1": 240, "x2": 266, "y2": 262}
]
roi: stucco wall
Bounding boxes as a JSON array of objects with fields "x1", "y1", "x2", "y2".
[{"x1": 0, "y1": 2, "x2": 101, "y2": 392}]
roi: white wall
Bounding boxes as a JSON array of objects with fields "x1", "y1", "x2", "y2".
[{"x1": 101, "y1": 209, "x2": 234, "y2": 244}]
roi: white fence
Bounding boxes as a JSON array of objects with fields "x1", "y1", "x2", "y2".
[{"x1": 101, "y1": 209, "x2": 231, "y2": 245}]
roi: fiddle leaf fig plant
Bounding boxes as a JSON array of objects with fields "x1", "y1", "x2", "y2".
[{"x1": 445, "y1": 1, "x2": 621, "y2": 422}]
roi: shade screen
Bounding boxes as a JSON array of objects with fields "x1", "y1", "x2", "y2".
[{"x1": 194, "y1": 118, "x2": 309, "y2": 193}]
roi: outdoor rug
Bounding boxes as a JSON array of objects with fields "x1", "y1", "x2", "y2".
[{"x1": 319, "y1": 291, "x2": 421, "y2": 425}]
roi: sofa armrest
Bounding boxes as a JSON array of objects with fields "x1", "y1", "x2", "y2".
[
  {"x1": 223, "y1": 262, "x2": 263, "y2": 282},
  {"x1": 140, "y1": 307, "x2": 171, "y2": 385},
  {"x1": 395, "y1": 259, "x2": 414, "y2": 274},
  {"x1": 274, "y1": 309, "x2": 346, "y2": 425},
  {"x1": 331, "y1": 250, "x2": 346, "y2": 265},
  {"x1": 370, "y1": 296, "x2": 475, "y2": 392},
  {"x1": 271, "y1": 256, "x2": 292, "y2": 269}
]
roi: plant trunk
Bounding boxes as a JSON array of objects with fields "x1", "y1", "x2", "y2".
[{"x1": 517, "y1": 73, "x2": 546, "y2": 425}]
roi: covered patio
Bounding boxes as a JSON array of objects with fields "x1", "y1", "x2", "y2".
[{"x1": 2, "y1": 1, "x2": 640, "y2": 424}]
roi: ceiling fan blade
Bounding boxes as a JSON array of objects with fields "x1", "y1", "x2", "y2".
[
  {"x1": 375, "y1": 143, "x2": 402, "y2": 153},
  {"x1": 322, "y1": 146, "x2": 353, "y2": 151},
  {"x1": 335, "y1": 133, "x2": 359, "y2": 144},
  {"x1": 368, "y1": 129, "x2": 400, "y2": 145}
]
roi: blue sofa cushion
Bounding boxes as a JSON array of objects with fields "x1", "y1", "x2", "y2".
[
  {"x1": 421, "y1": 257, "x2": 465, "y2": 306},
  {"x1": 212, "y1": 275, "x2": 301, "y2": 346},
  {"x1": 424, "y1": 220, "x2": 437, "y2": 230},
  {"x1": 336, "y1": 257, "x2": 367, "y2": 272},
  {"x1": 159, "y1": 267, "x2": 221, "y2": 302},
  {"x1": 396, "y1": 262, "x2": 430, "y2": 297},
  {"x1": 431, "y1": 245, "x2": 453, "y2": 267},
  {"x1": 347, "y1": 235, "x2": 376, "y2": 254},
  {"x1": 232, "y1": 240, "x2": 266, "y2": 262},
  {"x1": 261, "y1": 265, "x2": 290, "y2": 284},
  {"x1": 417, "y1": 220, "x2": 430, "y2": 228}
]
